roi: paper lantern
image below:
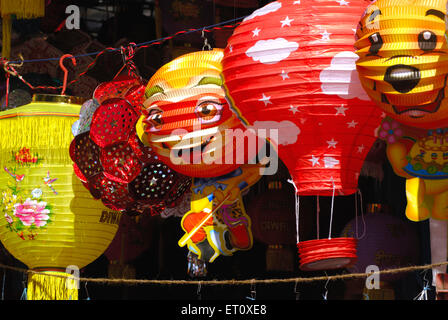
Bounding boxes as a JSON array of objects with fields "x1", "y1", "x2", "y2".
[
  {"x1": 177, "y1": 163, "x2": 263, "y2": 265},
  {"x1": 70, "y1": 77, "x2": 192, "y2": 215},
  {"x1": 341, "y1": 204, "x2": 420, "y2": 283},
  {"x1": 355, "y1": 0, "x2": 448, "y2": 130},
  {"x1": 0, "y1": 94, "x2": 120, "y2": 300},
  {"x1": 222, "y1": 0, "x2": 383, "y2": 196},
  {"x1": 140, "y1": 49, "x2": 260, "y2": 178}
]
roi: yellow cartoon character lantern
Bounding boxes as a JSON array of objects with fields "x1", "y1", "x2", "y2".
[
  {"x1": 355, "y1": 0, "x2": 448, "y2": 222},
  {"x1": 0, "y1": 94, "x2": 120, "y2": 300},
  {"x1": 356, "y1": 0, "x2": 448, "y2": 286}
]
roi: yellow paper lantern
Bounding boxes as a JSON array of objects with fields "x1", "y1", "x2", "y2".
[
  {"x1": 355, "y1": 0, "x2": 448, "y2": 130},
  {"x1": 0, "y1": 94, "x2": 120, "y2": 300}
]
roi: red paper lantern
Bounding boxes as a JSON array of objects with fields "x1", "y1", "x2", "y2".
[{"x1": 222, "y1": 0, "x2": 384, "y2": 196}]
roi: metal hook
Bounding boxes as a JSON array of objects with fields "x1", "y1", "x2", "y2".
[
  {"x1": 59, "y1": 54, "x2": 76, "y2": 95},
  {"x1": 201, "y1": 28, "x2": 212, "y2": 51}
]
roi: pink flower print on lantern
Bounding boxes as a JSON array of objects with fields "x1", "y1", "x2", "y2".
[
  {"x1": 13, "y1": 198, "x2": 50, "y2": 227},
  {"x1": 379, "y1": 119, "x2": 403, "y2": 144}
]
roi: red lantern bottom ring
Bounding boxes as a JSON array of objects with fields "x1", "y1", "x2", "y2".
[{"x1": 297, "y1": 237, "x2": 357, "y2": 271}]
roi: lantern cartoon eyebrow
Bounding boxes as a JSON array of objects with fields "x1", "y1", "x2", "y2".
[
  {"x1": 368, "y1": 9, "x2": 382, "y2": 22},
  {"x1": 425, "y1": 9, "x2": 445, "y2": 20},
  {"x1": 144, "y1": 85, "x2": 165, "y2": 100},
  {"x1": 195, "y1": 76, "x2": 223, "y2": 87}
]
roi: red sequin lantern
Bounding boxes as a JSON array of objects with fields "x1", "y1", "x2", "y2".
[{"x1": 70, "y1": 77, "x2": 191, "y2": 215}]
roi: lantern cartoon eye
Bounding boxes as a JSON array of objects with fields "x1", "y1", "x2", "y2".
[
  {"x1": 195, "y1": 100, "x2": 224, "y2": 124},
  {"x1": 418, "y1": 30, "x2": 437, "y2": 52},
  {"x1": 145, "y1": 107, "x2": 164, "y2": 132},
  {"x1": 368, "y1": 32, "x2": 383, "y2": 56}
]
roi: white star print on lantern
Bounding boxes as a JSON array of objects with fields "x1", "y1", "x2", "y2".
[
  {"x1": 320, "y1": 51, "x2": 370, "y2": 101},
  {"x1": 246, "y1": 38, "x2": 299, "y2": 64},
  {"x1": 335, "y1": 105, "x2": 349, "y2": 116},
  {"x1": 347, "y1": 120, "x2": 358, "y2": 128},
  {"x1": 252, "y1": 27, "x2": 261, "y2": 37},
  {"x1": 336, "y1": 0, "x2": 349, "y2": 5},
  {"x1": 320, "y1": 30, "x2": 332, "y2": 41},
  {"x1": 280, "y1": 70, "x2": 290, "y2": 80},
  {"x1": 357, "y1": 145, "x2": 365, "y2": 153},
  {"x1": 310, "y1": 155, "x2": 320, "y2": 167},
  {"x1": 289, "y1": 105, "x2": 299, "y2": 114},
  {"x1": 280, "y1": 16, "x2": 294, "y2": 27},
  {"x1": 243, "y1": 1, "x2": 282, "y2": 22},
  {"x1": 327, "y1": 139, "x2": 338, "y2": 149},
  {"x1": 259, "y1": 93, "x2": 272, "y2": 106},
  {"x1": 293, "y1": 0, "x2": 300, "y2": 4}
]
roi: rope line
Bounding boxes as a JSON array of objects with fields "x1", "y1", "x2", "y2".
[
  {"x1": 0, "y1": 16, "x2": 245, "y2": 93},
  {"x1": 0, "y1": 261, "x2": 447, "y2": 286}
]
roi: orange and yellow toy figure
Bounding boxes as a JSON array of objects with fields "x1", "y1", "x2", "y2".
[
  {"x1": 356, "y1": 0, "x2": 448, "y2": 222},
  {"x1": 138, "y1": 49, "x2": 264, "y2": 267}
]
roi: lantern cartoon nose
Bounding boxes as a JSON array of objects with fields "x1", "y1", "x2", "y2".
[{"x1": 384, "y1": 65, "x2": 421, "y2": 94}]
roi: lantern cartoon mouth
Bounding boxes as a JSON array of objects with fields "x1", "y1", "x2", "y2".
[
  {"x1": 381, "y1": 74, "x2": 447, "y2": 118},
  {"x1": 160, "y1": 134, "x2": 216, "y2": 164}
]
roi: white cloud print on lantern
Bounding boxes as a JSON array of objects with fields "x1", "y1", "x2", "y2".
[
  {"x1": 243, "y1": 1, "x2": 282, "y2": 22},
  {"x1": 246, "y1": 38, "x2": 299, "y2": 65},
  {"x1": 250, "y1": 120, "x2": 301, "y2": 146},
  {"x1": 320, "y1": 51, "x2": 370, "y2": 101}
]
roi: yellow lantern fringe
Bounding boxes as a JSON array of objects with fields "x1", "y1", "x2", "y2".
[
  {"x1": 0, "y1": 0, "x2": 45, "y2": 19},
  {"x1": 0, "y1": 114, "x2": 78, "y2": 165},
  {"x1": 27, "y1": 271, "x2": 78, "y2": 300}
]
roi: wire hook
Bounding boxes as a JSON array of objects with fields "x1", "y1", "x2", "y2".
[
  {"x1": 59, "y1": 54, "x2": 76, "y2": 95},
  {"x1": 322, "y1": 273, "x2": 330, "y2": 300},
  {"x1": 201, "y1": 28, "x2": 212, "y2": 51}
]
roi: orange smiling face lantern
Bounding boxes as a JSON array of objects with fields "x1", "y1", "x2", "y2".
[
  {"x1": 355, "y1": 0, "x2": 448, "y2": 130},
  {"x1": 140, "y1": 49, "x2": 257, "y2": 178}
]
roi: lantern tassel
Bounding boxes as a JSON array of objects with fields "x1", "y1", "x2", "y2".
[
  {"x1": 0, "y1": 0, "x2": 45, "y2": 19},
  {"x1": 0, "y1": 112, "x2": 78, "y2": 165},
  {"x1": 27, "y1": 270, "x2": 78, "y2": 300}
]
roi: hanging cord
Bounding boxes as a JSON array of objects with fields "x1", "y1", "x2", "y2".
[
  {"x1": 119, "y1": 43, "x2": 140, "y2": 79},
  {"x1": 414, "y1": 270, "x2": 431, "y2": 300},
  {"x1": 328, "y1": 179, "x2": 336, "y2": 240},
  {"x1": 356, "y1": 189, "x2": 367, "y2": 240},
  {"x1": 1, "y1": 270, "x2": 5, "y2": 300},
  {"x1": 316, "y1": 195, "x2": 320, "y2": 240},
  {"x1": 2, "y1": 55, "x2": 24, "y2": 107},
  {"x1": 287, "y1": 179, "x2": 300, "y2": 243}
]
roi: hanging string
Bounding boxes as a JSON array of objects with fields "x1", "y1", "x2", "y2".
[
  {"x1": 0, "y1": 16, "x2": 245, "y2": 92},
  {"x1": 357, "y1": 189, "x2": 367, "y2": 240},
  {"x1": 316, "y1": 195, "x2": 320, "y2": 240},
  {"x1": 287, "y1": 179, "x2": 300, "y2": 243},
  {"x1": 1, "y1": 270, "x2": 5, "y2": 300},
  {"x1": 328, "y1": 178, "x2": 336, "y2": 240}
]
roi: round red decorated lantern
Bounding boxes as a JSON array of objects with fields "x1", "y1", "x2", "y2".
[
  {"x1": 222, "y1": 0, "x2": 383, "y2": 196},
  {"x1": 70, "y1": 77, "x2": 192, "y2": 215}
]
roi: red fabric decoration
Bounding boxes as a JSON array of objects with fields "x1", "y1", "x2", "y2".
[
  {"x1": 222, "y1": 0, "x2": 384, "y2": 196},
  {"x1": 70, "y1": 78, "x2": 191, "y2": 215}
]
